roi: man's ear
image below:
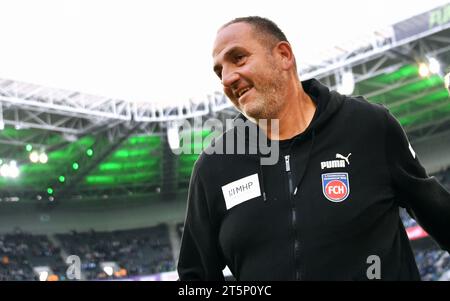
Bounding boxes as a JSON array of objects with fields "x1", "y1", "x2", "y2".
[{"x1": 274, "y1": 41, "x2": 295, "y2": 70}]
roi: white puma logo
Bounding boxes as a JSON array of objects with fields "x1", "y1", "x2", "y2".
[
  {"x1": 321, "y1": 153, "x2": 352, "y2": 170},
  {"x1": 336, "y1": 153, "x2": 351, "y2": 165}
]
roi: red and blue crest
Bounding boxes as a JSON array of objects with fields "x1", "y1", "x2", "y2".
[{"x1": 321, "y1": 172, "x2": 350, "y2": 202}]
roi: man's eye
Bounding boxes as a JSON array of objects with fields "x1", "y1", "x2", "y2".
[{"x1": 235, "y1": 55, "x2": 245, "y2": 63}]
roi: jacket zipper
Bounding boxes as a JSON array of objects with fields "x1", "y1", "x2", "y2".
[{"x1": 285, "y1": 155, "x2": 301, "y2": 280}]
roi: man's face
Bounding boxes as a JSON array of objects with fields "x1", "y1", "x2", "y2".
[{"x1": 212, "y1": 22, "x2": 286, "y2": 120}]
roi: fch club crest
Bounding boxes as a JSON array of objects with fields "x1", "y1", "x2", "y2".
[{"x1": 321, "y1": 172, "x2": 350, "y2": 202}]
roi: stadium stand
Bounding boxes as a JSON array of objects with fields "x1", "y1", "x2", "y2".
[
  {"x1": 55, "y1": 224, "x2": 175, "y2": 280},
  {"x1": 0, "y1": 230, "x2": 65, "y2": 280},
  {"x1": 414, "y1": 248, "x2": 450, "y2": 281},
  {"x1": 1, "y1": 224, "x2": 175, "y2": 281}
]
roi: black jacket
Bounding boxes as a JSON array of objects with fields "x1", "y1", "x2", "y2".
[{"x1": 177, "y1": 79, "x2": 450, "y2": 281}]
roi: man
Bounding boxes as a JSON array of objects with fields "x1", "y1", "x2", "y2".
[{"x1": 177, "y1": 16, "x2": 450, "y2": 280}]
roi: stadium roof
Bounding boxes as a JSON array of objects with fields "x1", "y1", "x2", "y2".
[
  {"x1": 0, "y1": 2, "x2": 449, "y2": 203},
  {"x1": 0, "y1": 0, "x2": 448, "y2": 105}
]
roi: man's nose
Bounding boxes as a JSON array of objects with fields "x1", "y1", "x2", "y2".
[{"x1": 221, "y1": 70, "x2": 240, "y2": 89}]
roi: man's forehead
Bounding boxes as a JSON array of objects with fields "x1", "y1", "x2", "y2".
[{"x1": 212, "y1": 22, "x2": 254, "y2": 57}]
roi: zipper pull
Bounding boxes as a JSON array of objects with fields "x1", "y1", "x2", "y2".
[{"x1": 284, "y1": 155, "x2": 291, "y2": 172}]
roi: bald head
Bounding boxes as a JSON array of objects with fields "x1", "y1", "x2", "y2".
[
  {"x1": 219, "y1": 16, "x2": 289, "y2": 51},
  {"x1": 218, "y1": 16, "x2": 297, "y2": 70}
]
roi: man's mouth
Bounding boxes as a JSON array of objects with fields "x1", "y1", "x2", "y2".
[
  {"x1": 236, "y1": 87, "x2": 253, "y2": 102},
  {"x1": 237, "y1": 87, "x2": 251, "y2": 97}
]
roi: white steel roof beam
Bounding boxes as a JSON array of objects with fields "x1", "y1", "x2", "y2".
[{"x1": 0, "y1": 95, "x2": 131, "y2": 120}]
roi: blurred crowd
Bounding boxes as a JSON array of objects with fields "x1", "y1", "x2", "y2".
[
  {"x1": 0, "y1": 231, "x2": 65, "y2": 281},
  {"x1": 0, "y1": 224, "x2": 174, "y2": 281},
  {"x1": 414, "y1": 249, "x2": 450, "y2": 281}
]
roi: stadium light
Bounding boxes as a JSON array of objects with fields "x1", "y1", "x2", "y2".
[
  {"x1": 418, "y1": 57, "x2": 441, "y2": 78},
  {"x1": 418, "y1": 62, "x2": 430, "y2": 77},
  {"x1": 39, "y1": 152, "x2": 48, "y2": 164},
  {"x1": 0, "y1": 161, "x2": 20, "y2": 178},
  {"x1": 8, "y1": 161, "x2": 19, "y2": 178},
  {"x1": 29, "y1": 151, "x2": 39, "y2": 163},
  {"x1": 167, "y1": 122, "x2": 180, "y2": 150},
  {"x1": 428, "y1": 57, "x2": 440, "y2": 74},
  {"x1": 444, "y1": 71, "x2": 450, "y2": 93},
  {"x1": 0, "y1": 164, "x2": 9, "y2": 177},
  {"x1": 337, "y1": 70, "x2": 355, "y2": 95},
  {"x1": 30, "y1": 150, "x2": 48, "y2": 164}
]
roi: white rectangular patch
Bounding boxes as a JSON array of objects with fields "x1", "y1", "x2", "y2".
[{"x1": 221, "y1": 174, "x2": 261, "y2": 210}]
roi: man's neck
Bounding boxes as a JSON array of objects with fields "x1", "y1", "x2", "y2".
[{"x1": 259, "y1": 85, "x2": 316, "y2": 140}]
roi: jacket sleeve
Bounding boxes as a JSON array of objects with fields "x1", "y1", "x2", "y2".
[
  {"x1": 384, "y1": 110, "x2": 450, "y2": 251},
  {"x1": 177, "y1": 161, "x2": 226, "y2": 280}
]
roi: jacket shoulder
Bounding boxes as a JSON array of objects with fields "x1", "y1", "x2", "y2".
[
  {"x1": 340, "y1": 94, "x2": 389, "y2": 124},
  {"x1": 344, "y1": 94, "x2": 387, "y2": 113}
]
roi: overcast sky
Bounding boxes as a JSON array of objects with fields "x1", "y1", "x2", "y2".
[{"x1": 0, "y1": 0, "x2": 448, "y2": 105}]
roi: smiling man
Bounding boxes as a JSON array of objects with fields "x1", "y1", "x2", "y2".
[
  {"x1": 177, "y1": 16, "x2": 450, "y2": 281},
  {"x1": 212, "y1": 19, "x2": 316, "y2": 140}
]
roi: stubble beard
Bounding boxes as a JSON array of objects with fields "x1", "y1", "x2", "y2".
[{"x1": 244, "y1": 71, "x2": 285, "y2": 122}]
